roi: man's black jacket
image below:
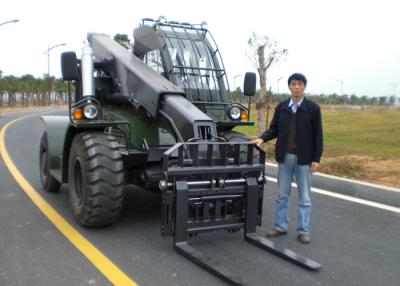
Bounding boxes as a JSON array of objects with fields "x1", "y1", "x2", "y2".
[{"x1": 260, "y1": 97, "x2": 323, "y2": 164}]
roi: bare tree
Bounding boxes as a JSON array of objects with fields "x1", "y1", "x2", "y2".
[{"x1": 247, "y1": 32, "x2": 288, "y2": 135}]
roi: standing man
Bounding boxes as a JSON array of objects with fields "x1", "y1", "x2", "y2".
[{"x1": 252, "y1": 73, "x2": 323, "y2": 244}]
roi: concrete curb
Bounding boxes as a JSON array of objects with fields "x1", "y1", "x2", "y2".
[
  {"x1": 265, "y1": 163, "x2": 400, "y2": 208},
  {"x1": 0, "y1": 106, "x2": 66, "y2": 114}
]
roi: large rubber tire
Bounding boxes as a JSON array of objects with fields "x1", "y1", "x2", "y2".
[
  {"x1": 224, "y1": 131, "x2": 252, "y2": 143},
  {"x1": 224, "y1": 131, "x2": 259, "y2": 164},
  {"x1": 68, "y1": 131, "x2": 125, "y2": 227},
  {"x1": 39, "y1": 132, "x2": 61, "y2": 193}
]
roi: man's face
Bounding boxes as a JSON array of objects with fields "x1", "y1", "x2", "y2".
[{"x1": 289, "y1": 80, "x2": 306, "y2": 102}]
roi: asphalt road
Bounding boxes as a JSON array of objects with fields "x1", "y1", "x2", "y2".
[{"x1": 0, "y1": 109, "x2": 399, "y2": 286}]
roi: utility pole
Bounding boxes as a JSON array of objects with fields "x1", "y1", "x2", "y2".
[
  {"x1": 233, "y1": 74, "x2": 241, "y2": 92},
  {"x1": 389, "y1": 83, "x2": 398, "y2": 106},
  {"x1": 44, "y1": 43, "x2": 66, "y2": 106},
  {"x1": 337, "y1": 79, "x2": 344, "y2": 95},
  {"x1": 277, "y1": 77, "x2": 283, "y2": 93},
  {"x1": 0, "y1": 19, "x2": 19, "y2": 109}
]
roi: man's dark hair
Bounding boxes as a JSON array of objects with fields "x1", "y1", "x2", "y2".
[{"x1": 288, "y1": 73, "x2": 307, "y2": 86}]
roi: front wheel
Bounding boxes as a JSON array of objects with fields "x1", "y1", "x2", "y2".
[
  {"x1": 224, "y1": 131, "x2": 259, "y2": 163},
  {"x1": 39, "y1": 132, "x2": 61, "y2": 193},
  {"x1": 68, "y1": 131, "x2": 125, "y2": 227}
]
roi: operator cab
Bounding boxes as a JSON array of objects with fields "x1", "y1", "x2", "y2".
[{"x1": 133, "y1": 17, "x2": 256, "y2": 130}]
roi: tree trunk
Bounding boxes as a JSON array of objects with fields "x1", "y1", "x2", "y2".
[
  {"x1": 8, "y1": 93, "x2": 14, "y2": 107},
  {"x1": 41, "y1": 91, "x2": 46, "y2": 106},
  {"x1": 60, "y1": 92, "x2": 65, "y2": 105},
  {"x1": 256, "y1": 96, "x2": 266, "y2": 135},
  {"x1": 265, "y1": 88, "x2": 273, "y2": 129},
  {"x1": 256, "y1": 46, "x2": 269, "y2": 135}
]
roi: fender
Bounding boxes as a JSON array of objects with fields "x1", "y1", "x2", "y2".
[
  {"x1": 41, "y1": 115, "x2": 129, "y2": 183},
  {"x1": 40, "y1": 115, "x2": 72, "y2": 183}
]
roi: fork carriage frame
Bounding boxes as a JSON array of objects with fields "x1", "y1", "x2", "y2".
[{"x1": 160, "y1": 142, "x2": 321, "y2": 285}]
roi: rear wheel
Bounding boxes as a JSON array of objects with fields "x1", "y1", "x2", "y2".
[
  {"x1": 39, "y1": 132, "x2": 61, "y2": 192},
  {"x1": 68, "y1": 131, "x2": 125, "y2": 227}
]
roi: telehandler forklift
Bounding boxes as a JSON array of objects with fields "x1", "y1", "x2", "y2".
[{"x1": 39, "y1": 18, "x2": 321, "y2": 284}]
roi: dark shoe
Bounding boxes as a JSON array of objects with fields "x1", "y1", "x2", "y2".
[
  {"x1": 298, "y1": 234, "x2": 311, "y2": 244},
  {"x1": 266, "y1": 228, "x2": 287, "y2": 237}
]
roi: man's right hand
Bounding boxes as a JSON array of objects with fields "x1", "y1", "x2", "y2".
[{"x1": 251, "y1": 138, "x2": 264, "y2": 146}]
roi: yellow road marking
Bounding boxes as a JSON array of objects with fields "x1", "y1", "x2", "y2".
[{"x1": 0, "y1": 116, "x2": 138, "y2": 286}]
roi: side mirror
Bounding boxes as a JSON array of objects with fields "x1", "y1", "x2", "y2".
[
  {"x1": 61, "y1": 52, "x2": 80, "y2": 81},
  {"x1": 243, "y1": 72, "x2": 256, "y2": 96}
]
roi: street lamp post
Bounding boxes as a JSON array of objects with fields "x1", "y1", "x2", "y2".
[
  {"x1": 0, "y1": 19, "x2": 19, "y2": 27},
  {"x1": 389, "y1": 83, "x2": 396, "y2": 96},
  {"x1": 44, "y1": 43, "x2": 66, "y2": 106},
  {"x1": 0, "y1": 19, "x2": 19, "y2": 110},
  {"x1": 233, "y1": 74, "x2": 241, "y2": 92},
  {"x1": 389, "y1": 83, "x2": 397, "y2": 106},
  {"x1": 337, "y1": 79, "x2": 344, "y2": 96},
  {"x1": 277, "y1": 77, "x2": 283, "y2": 94}
]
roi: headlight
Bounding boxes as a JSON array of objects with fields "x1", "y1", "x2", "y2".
[
  {"x1": 228, "y1": 106, "x2": 242, "y2": 121},
  {"x1": 84, "y1": 104, "x2": 98, "y2": 119}
]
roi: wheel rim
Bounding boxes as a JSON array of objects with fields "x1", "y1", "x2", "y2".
[{"x1": 72, "y1": 157, "x2": 84, "y2": 205}]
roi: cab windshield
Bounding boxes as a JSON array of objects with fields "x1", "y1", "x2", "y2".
[{"x1": 159, "y1": 25, "x2": 229, "y2": 103}]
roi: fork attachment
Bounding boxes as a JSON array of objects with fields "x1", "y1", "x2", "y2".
[{"x1": 160, "y1": 142, "x2": 321, "y2": 285}]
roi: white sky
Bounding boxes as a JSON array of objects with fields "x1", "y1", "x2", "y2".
[{"x1": 1, "y1": 0, "x2": 399, "y2": 97}]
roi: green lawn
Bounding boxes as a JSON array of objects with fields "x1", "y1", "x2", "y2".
[
  {"x1": 235, "y1": 106, "x2": 400, "y2": 159},
  {"x1": 322, "y1": 108, "x2": 400, "y2": 158}
]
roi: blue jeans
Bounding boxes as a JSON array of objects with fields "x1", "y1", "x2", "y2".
[{"x1": 274, "y1": 153, "x2": 312, "y2": 235}]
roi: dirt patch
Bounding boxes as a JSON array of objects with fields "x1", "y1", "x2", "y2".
[
  {"x1": 320, "y1": 156, "x2": 400, "y2": 188},
  {"x1": 320, "y1": 156, "x2": 366, "y2": 178},
  {"x1": 320, "y1": 155, "x2": 400, "y2": 188},
  {"x1": 356, "y1": 157, "x2": 400, "y2": 188}
]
